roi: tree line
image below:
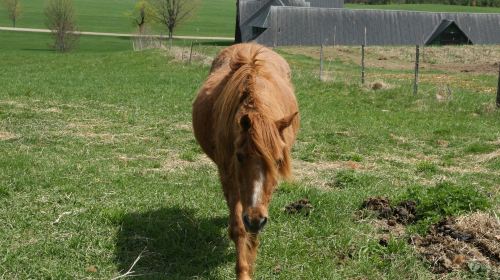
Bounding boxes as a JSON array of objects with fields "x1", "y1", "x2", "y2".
[{"x1": 345, "y1": 0, "x2": 500, "y2": 7}]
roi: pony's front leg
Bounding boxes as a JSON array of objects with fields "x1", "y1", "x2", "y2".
[{"x1": 228, "y1": 200, "x2": 255, "y2": 280}]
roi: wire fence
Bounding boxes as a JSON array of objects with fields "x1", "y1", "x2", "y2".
[
  {"x1": 131, "y1": 38, "x2": 500, "y2": 108},
  {"x1": 291, "y1": 44, "x2": 500, "y2": 105}
]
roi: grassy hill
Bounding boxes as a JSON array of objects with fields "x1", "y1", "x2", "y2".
[{"x1": 0, "y1": 0, "x2": 236, "y2": 36}]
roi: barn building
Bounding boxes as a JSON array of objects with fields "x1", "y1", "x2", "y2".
[{"x1": 236, "y1": 0, "x2": 500, "y2": 46}]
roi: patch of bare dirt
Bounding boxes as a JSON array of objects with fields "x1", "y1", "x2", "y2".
[
  {"x1": 489, "y1": 139, "x2": 500, "y2": 146},
  {"x1": 365, "y1": 80, "x2": 392, "y2": 91},
  {"x1": 284, "y1": 198, "x2": 313, "y2": 216},
  {"x1": 143, "y1": 153, "x2": 214, "y2": 174},
  {"x1": 411, "y1": 213, "x2": 500, "y2": 274},
  {"x1": 371, "y1": 219, "x2": 407, "y2": 239},
  {"x1": 0, "y1": 100, "x2": 26, "y2": 108},
  {"x1": 362, "y1": 196, "x2": 499, "y2": 275},
  {"x1": 362, "y1": 196, "x2": 417, "y2": 225},
  {"x1": 0, "y1": 131, "x2": 19, "y2": 141},
  {"x1": 173, "y1": 122, "x2": 193, "y2": 132},
  {"x1": 476, "y1": 149, "x2": 500, "y2": 163},
  {"x1": 293, "y1": 160, "x2": 371, "y2": 190},
  {"x1": 38, "y1": 107, "x2": 62, "y2": 113},
  {"x1": 431, "y1": 62, "x2": 499, "y2": 75},
  {"x1": 437, "y1": 139, "x2": 449, "y2": 148}
]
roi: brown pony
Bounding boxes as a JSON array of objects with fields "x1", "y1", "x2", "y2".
[{"x1": 192, "y1": 43, "x2": 299, "y2": 280}]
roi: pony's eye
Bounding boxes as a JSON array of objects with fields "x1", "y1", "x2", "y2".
[{"x1": 236, "y1": 152, "x2": 245, "y2": 163}]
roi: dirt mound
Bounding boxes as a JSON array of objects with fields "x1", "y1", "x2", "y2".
[
  {"x1": 361, "y1": 197, "x2": 416, "y2": 225},
  {"x1": 285, "y1": 198, "x2": 313, "y2": 216},
  {"x1": 362, "y1": 197, "x2": 499, "y2": 274},
  {"x1": 367, "y1": 81, "x2": 392, "y2": 91},
  {"x1": 411, "y1": 213, "x2": 500, "y2": 274}
]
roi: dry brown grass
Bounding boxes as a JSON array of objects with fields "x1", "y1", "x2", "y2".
[
  {"x1": 164, "y1": 46, "x2": 213, "y2": 66},
  {"x1": 292, "y1": 159, "x2": 372, "y2": 189},
  {"x1": 284, "y1": 45, "x2": 500, "y2": 74},
  {"x1": 0, "y1": 131, "x2": 19, "y2": 141},
  {"x1": 143, "y1": 153, "x2": 214, "y2": 174},
  {"x1": 283, "y1": 45, "x2": 499, "y2": 95},
  {"x1": 413, "y1": 212, "x2": 500, "y2": 274}
]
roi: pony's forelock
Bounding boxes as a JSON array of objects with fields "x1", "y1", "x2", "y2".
[{"x1": 247, "y1": 113, "x2": 292, "y2": 180}]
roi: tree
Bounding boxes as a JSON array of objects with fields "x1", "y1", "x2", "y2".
[
  {"x1": 148, "y1": 0, "x2": 199, "y2": 46},
  {"x1": 2, "y1": 0, "x2": 22, "y2": 27},
  {"x1": 44, "y1": 0, "x2": 79, "y2": 52},
  {"x1": 129, "y1": 0, "x2": 153, "y2": 34}
]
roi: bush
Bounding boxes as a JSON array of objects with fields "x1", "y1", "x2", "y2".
[{"x1": 45, "y1": 0, "x2": 78, "y2": 52}]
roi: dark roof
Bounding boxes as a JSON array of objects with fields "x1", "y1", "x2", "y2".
[
  {"x1": 238, "y1": 3, "x2": 500, "y2": 46},
  {"x1": 424, "y1": 19, "x2": 472, "y2": 45}
]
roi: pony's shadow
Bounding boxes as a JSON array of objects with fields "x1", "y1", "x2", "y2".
[{"x1": 115, "y1": 207, "x2": 230, "y2": 279}]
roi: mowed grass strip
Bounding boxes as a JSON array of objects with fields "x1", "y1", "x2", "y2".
[
  {"x1": 0, "y1": 0, "x2": 235, "y2": 36},
  {"x1": 0, "y1": 31, "x2": 499, "y2": 279}
]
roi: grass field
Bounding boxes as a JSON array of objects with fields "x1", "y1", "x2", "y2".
[
  {"x1": 0, "y1": 0, "x2": 235, "y2": 36},
  {"x1": 345, "y1": 3, "x2": 500, "y2": 13},
  {"x1": 1, "y1": 30, "x2": 499, "y2": 279}
]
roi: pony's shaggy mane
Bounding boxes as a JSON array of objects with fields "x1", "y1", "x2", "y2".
[{"x1": 212, "y1": 44, "x2": 292, "y2": 179}]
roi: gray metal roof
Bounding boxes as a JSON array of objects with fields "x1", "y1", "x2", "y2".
[
  {"x1": 238, "y1": 3, "x2": 500, "y2": 46},
  {"x1": 424, "y1": 19, "x2": 471, "y2": 45},
  {"x1": 308, "y1": 0, "x2": 344, "y2": 8}
]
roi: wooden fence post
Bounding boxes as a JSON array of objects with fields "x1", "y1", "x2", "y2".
[
  {"x1": 319, "y1": 44, "x2": 324, "y2": 81},
  {"x1": 496, "y1": 62, "x2": 500, "y2": 108},
  {"x1": 333, "y1": 25, "x2": 336, "y2": 46},
  {"x1": 361, "y1": 44, "x2": 365, "y2": 85},
  {"x1": 361, "y1": 27, "x2": 367, "y2": 85},
  {"x1": 414, "y1": 45, "x2": 420, "y2": 95},
  {"x1": 189, "y1": 41, "x2": 194, "y2": 64}
]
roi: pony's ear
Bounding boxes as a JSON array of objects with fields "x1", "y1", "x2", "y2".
[
  {"x1": 240, "y1": 114, "x2": 252, "y2": 132},
  {"x1": 276, "y1": 112, "x2": 298, "y2": 132}
]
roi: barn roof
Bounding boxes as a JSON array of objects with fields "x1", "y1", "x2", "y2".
[
  {"x1": 424, "y1": 19, "x2": 472, "y2": 45},
  {"x1": 238, "y1": 2, "x2": 500, "y2": 46}
]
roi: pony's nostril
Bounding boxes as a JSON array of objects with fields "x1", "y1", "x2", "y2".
[
  {"x1": 259, "y1": 217, "x2": 268, "y2": 229},
  {"x1": 243, "y1": 214, "x2": 251, "y2": 229}
]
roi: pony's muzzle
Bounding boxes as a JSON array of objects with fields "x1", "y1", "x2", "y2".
[{"x1": 243, "y1": 213, "x2": 268, "y2": 233}]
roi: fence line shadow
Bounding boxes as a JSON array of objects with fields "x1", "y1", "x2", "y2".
[{"x1": 115, "y1": 207, "x2": 230, "y2": 279}]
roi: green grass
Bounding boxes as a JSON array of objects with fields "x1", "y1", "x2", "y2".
[
  {"x1": 401, "y1": 182, "x2": 491, "y2": 234},
  {"x1": 0, "y1": 30, "x2": 133, "y2": 52},
  {"x1": 345, "y1": 3, "x2": 500, "y2": 13},
  {"x1": 0, "y1": 31, "x2": 499, "y2": 279},
  {"x1": 0, "y1": 0, "x2": 235, "y2": 36}
]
